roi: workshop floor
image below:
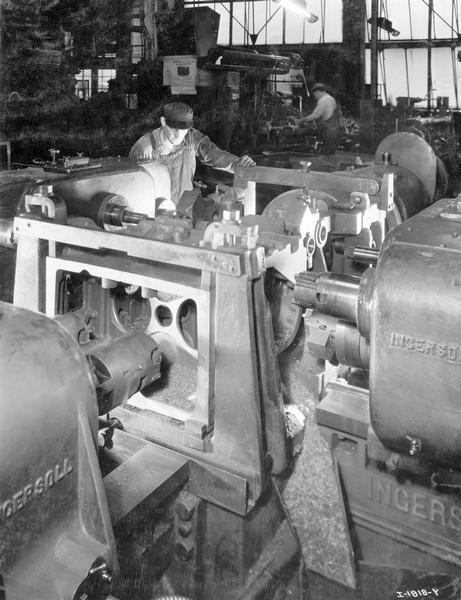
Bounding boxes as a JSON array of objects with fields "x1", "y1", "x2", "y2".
[
  {"x1": 277, "y1": 328, "x2": 356, "y2": 598},
  {"x1": 278, "y1": 329, "x2": 460, "y2": 600}
]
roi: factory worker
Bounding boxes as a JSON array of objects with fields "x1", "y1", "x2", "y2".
[
  {"x1": 129, "y1": 102, "x2": 256, "y2": 203},
  {"x1": 293, "y1": 83, "x2": 341, "y2": 156}
]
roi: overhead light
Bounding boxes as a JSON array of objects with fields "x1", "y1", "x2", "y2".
[
  {"x1": 367, "y1": 16, "x2": 400, "y2": 37},
  {"x1": 272, "y1": 0, "x2": 318, "y2": 22}
]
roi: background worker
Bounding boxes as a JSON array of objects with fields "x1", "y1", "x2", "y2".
[
  {"x1": 130, "y1": 102, "x2": 256, "y2": 203},
  {"x1": 292, "y1": 83, "x2": 342, "y2": 156}
]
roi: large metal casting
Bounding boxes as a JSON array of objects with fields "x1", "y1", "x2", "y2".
[{"x1": 4, "y1": 158, "x2": 311, "y2": 598}]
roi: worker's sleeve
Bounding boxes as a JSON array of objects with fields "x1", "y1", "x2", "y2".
[
  {"x1": 192, "y1": 130, "x2": 239, "y2": 173},
  {"x1": 129, "y1": 134, "x2": 155, "y2": 160},
  {"x1": 307, "y1": 100, "x2": 328, "y2": 121}
]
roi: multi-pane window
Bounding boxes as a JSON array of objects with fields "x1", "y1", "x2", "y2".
[
  {"x1": 75, "y1": 68, "x2": 117, "y2": 98},
  {"x1": 75, "y1": 69, "x2": 92, "y2": 99},
  {"x1": 131, "y1": 17, "x2": 143, "y2": 63},
  {"x1": 98, "y1": 69, "x2": 116, "y2": 93},
  {"x1": 364, "y1": 1, "x2": 461, "y2": 107}
]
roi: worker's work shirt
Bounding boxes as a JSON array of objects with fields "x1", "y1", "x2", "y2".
[
  {"x1": 129, "y1": 128, "x2": 238, "y2": 203},
  {"x1": 310, "y1": 93, "x2": 338, "y2": 123}
]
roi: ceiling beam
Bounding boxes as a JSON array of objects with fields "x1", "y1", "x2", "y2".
[
  {"x1": 365, "y1": 38, "x2": 461, "y2": 49},
  {"x1": 236, "y1": 38, "x2": 461, "y2": 52},
  {"x1": 233, "y1": 39, "x2": 460, "y2": 51}
]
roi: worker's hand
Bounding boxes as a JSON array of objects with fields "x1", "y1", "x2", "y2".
[
  {"x1": 291, "y1": 117, "x2": 310, "y2": 129},
  {"x1": 288, "y1": 116, "x2": 301, "y2": 127},
  {"x1": 236, "y1": 155, "x2": 256, "y2": 167}
]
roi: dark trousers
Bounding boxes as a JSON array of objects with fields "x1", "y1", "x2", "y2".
[{"x1": 320, "y1": 120, "x2": 341, "y2": 156}]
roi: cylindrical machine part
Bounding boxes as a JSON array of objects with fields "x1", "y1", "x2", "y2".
[
  {"x1": 101, "y1": 199, "x2": 151, "y2": 228},
  {"x1": 122, "y1": 210, "x2": 150, "y2": 224},
  {"x1": 102, "y1": 199, "x2": 127, "y2": 227},
  {"x1": 343, "y1": 245, "x2": 379, "y2": 265},
  {"x1": 88, "y1": 333, "x2": 162, "y2": 414},
  {"x1": 220, "y1": 50, "x2": 290, "y2": 71},
  {"x1": 305, "y1": 310, "x2": 370, "y2": 369},
  {"x1": 356, "y1": 267, "x2": 376, "y2": 339},
  {"x1": 335, "y1": 320, "x2": 370, "y2": 369},
  {"x1": 294, "y1": 271, "x2": 361, "y2": 324},
  {"x1": 58, "y1": 192, "x2": 130, "y2": 230}
]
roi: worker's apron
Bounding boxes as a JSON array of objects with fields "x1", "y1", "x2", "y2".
[{"x1": 320, "y1": 107, "x2": 341, "y2": 155}]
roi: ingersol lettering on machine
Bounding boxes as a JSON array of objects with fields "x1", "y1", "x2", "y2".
[
  {"x1": 0, "y1": 303, "x2": 117, "y2": 600},
  {"x1": 294, "y1": 197, "x2": 461, "y2": 586}
]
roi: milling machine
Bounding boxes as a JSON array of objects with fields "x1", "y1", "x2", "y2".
[
  {"x1": 293, "y1": 196, "x2": 461, "y2": 597},
  {"x1": 0, "y1": 131, "x2": 455, "y2": 599}
]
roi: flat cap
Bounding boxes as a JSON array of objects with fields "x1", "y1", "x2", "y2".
[
  {"x1": 312, "y1": 83, "x2": 326, "y2": 92},
  {"x1": 163, "y1": 102, "x2": 194, "y2": 129}
]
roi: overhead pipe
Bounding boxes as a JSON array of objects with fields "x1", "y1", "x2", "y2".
[{"x1": 427, "y1": 0, "x2": 433, "y2": 113}]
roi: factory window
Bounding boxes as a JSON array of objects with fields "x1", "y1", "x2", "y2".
[
  {"x1": 184, "y1": 0, "x2": 342, "y2": 45},
  {"x1": 98, "y1": 69, "x2": 116, "y2": 93},
  {"x1": 366, "y1": 46, "x2": 461, "y2": 109},
  {"x1": 364, "y1": 1, "x2": 461, "y2": 108},
  {"x1": 75, "y1": 69, "x2": 92, "y2": 100},
  {"x1": 367, "y1": 0, "x2": 458, "y2": 40},
  {"x1": 131, "y1": 17, "x2": 143, "y2": 63}
]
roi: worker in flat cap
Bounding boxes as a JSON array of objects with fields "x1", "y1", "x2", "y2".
[
  {"x1": 292, "y1": 83, "x2": 341, "y2": 156},
  {"x1": 130, "y1": 102, "x2": 256, "y2": 203}
]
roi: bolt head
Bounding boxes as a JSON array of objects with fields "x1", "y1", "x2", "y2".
[
  {"x1": 175, "y1": 493, "x2": 198, "y2": 520},
  {"x1": 178, "y1": 522, "x2": 193, "y2": 537},
  {"x1": 176, "y1": 502, "x2": 195, "y2": 521},
  {"x1": 175, "y1": 541, "x2": 194, "y2": 561}
]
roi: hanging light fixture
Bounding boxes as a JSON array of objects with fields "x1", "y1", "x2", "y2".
[
  {"x1": 272, "y1": 0, "x2": 318, "y2": 23},
  {"x1": 367, "y1": 16, "x2": 400, "y2": 37}
]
